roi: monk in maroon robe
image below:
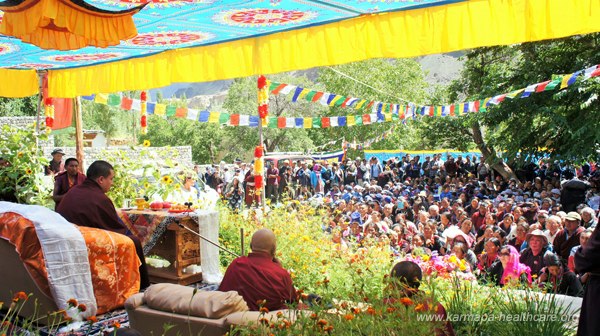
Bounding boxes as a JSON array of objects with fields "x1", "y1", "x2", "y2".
[
  {"x1": 52, "y1": 158, "x2": 86, "y2": 208},
  {"x1": 219, "y1": 229, "x2": 296, "y2": 311},
  {"x1": 57, "y1": 160, "x2": 150, "y2": 290}
]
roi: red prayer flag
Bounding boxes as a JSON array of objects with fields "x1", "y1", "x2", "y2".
[
  {"x1": 277, "y1": 117, "x2": 286, "y2": 128},
  {"x1": 312, "y1": 92, "x2": 324, "y2": 102},
  {"x1": 362, "y1": 114, "x2": 371, "y2": 124},
  {"x1": 175, "y1": 107, "x2": 187, "y2": 118},
  {"x1": 121, "y1": 97, "x2": 133, "y2": 110},
  {"x1": 535, "y1": 81, "x2": 551, "y2": 92},
  {"x1": 230, "y1": 114, "x2": 240, "y2": 126},
  {"x1": 449, "y1": 104, "x2": 456, "y2": 117},
  {"x1": 271, "y1": 83, "x2": 287, "y2": 95},
  {"x1": 321, "y1": 117, "x2": 331, "y2": 128}
]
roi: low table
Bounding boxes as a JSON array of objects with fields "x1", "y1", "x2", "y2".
[{"x1": 119, "y1": 209, "x2": 222, "y2": 286}]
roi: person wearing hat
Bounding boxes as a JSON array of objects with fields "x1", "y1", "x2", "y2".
[
  {"x1": 553, "y1": 211, "x2": 585, "y2": 261},
  {"x1": 519, "y1": 229, "x2": 553, "y2": 276},
  {"x1": 45, "y1": 148, "x2": 65, "y2": 176},
  {"x1": 537, "y1": 252, "x2": 583, "y2": 298}
]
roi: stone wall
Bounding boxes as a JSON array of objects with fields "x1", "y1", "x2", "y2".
[
  {"x1": 1, "y1": 116, "x2": 193, "y2": 167},
  {"x1": 41, "y1": 146, "x2": 194, "y2": 168}
]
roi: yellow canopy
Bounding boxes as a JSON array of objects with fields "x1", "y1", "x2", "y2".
[{"x1": 2, "y1": 0, "x2": 600, "y2": 98}]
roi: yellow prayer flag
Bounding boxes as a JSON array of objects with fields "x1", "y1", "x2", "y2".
[
  {"x1": 208, "y1": 111, "x2": 220, "y2": 123},
  {"x1": 347, "y1": 115, "x2": 356, "y2": 126},
  {"x1": 384, "y1": 113, "x2": 392, "y2": 122},
  {"x1": 94, "y1": 93, "x2": 108, "y2": 104},
  {"x1": 304, "y1": 117, "x2": 312, "y2": 129},
  {"x1": 329, "y1": 95, "x2": 343, "y2": 106},
  {"x1": 154, "y1": 103, "x2": 166, "y2": 116}
]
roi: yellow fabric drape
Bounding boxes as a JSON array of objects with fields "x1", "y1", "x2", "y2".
[
  {"x1": 0, "y1": 0, "x2": 141, "y2": 51},
  {"x1": 0, "y1": 68, "x2": 38, "y2": 97},
  {"x1": 3, "y1": 0, "x2": 598, "y2": 98}
]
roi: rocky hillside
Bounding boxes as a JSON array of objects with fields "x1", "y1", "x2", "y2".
[{"x1": 150, "y1": 54, "x2": 463, "y2": 110}]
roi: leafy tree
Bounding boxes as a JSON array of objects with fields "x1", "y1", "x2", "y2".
[
  {"x1": 221, "y1": 75, "x2": 327, "y2": 157},
  {"x1": 418, "y1": 34, "x2": 600, "y2": 180},
  {"x1": 0, "y1": 96, "x2": 38, "y2": 117},
  {"x1": 316, "y1": 59, "x2": 431, "y2": 157}
]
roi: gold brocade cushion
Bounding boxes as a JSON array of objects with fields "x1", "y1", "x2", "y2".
[{"x1": 144, "y1": 283, "x2": 248, "y2": 319}]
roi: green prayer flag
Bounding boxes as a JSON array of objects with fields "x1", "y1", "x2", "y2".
[
  {"x1": 269, "y1": 82, "x2": 280, "y2": 92},
  {"x1": 268, "y1": 117, "x2": 278, "y2": 128},
  {"x1": 544, "y1": 80, "x2": 561, "y2": 91},
  {"x1": 355, "y1": 115, "x2": 363, "y2": 125},
  {"x1": 305, "y1": 91, "x2": 316, "y2": 101},
  {"x1": 107, "y1": 94, "x2": 121, "y2": 106},
  {"x1": 219, "y1": 113, "x2": 230, "y2": 124},
  {"x1": 166, "y1": 106, "x2": 177, "y2": 117},
  {"x1": 313, "y1": 118, "x2": 322, "y2": 128}
]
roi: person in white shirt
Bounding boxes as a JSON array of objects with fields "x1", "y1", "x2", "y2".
[{"x1": 168, "y1": 175, "x2": 199, "y2": 204}]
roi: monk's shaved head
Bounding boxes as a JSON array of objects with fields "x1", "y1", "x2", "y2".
[{"x1": 251, "y1": 229, "x2": 277, "y2": 256}]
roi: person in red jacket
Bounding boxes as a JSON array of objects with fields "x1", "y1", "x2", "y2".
[{"x1": 219, "y1": 229, "x2": 297, "y2": 311}]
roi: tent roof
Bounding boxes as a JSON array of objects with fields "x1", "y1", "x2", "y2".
[{"x1": 1, "y1": 0, "x2": 599, "y2": 98}]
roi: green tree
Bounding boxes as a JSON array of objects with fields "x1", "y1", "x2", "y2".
[
  {"x1": 418, "y1": 33, "x2": 600, "y2": 180},
  {"x1": 221, "y1": 75, "x2": 326, "y2": 157},
  {"x1": 0, "y1": 96, "x2": 38, "y2": 117},
  {"x1": 316, "y1": 59, "x2": 431, "y2": 156}
]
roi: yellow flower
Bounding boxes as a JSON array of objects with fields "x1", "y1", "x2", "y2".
[
  {"x1": 143, "y1": 140, "x2": 151, "y2": 147},
  {"x1": 421, "y1": 255, "x2": 430, "y2": 262},
  {"x1": 161, "y1": 176, "x2": 171, "y2": 184},
  {"x1": 25, "y1": 168, "x2": 32, "y2": 175},
  {"x1": 174, "y1": 184, "x2": 181, "y2": 190},
  {"x1": 144, "y1": 182, "x2": 150, "y2": 189},
  {"x1": 17, "y1": 152, "x2": 24, "y2": 158}
]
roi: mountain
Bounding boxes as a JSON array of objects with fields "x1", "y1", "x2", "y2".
[{"x1": 149, "y1": 54, "x2": 463, "y2": 108}]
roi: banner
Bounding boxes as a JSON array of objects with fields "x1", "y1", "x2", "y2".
[
  {"x1": 311, "y1": 150, "x2": 346, "y2": 163},
  {"x1": 364, "y1": 150, "x2": 482, "y2": 164}
]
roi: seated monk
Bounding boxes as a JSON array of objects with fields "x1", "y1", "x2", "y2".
[
  {"x1": 57, "y1": 160, "x2": 150, "y2": 290},
  {"x1": 219, "y1": 228, "x2": 297, "y2": 311},
  {"x1": 52, "y1": 157, "x2": 86, "y2": 208}
]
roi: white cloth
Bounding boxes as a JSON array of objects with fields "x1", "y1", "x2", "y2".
[
  {"x1": 193, "y1": 210, "x2": 223, "y2": 284},
  {"x1": 0, "y1": 202, "x2": 97, "y2": 318}
]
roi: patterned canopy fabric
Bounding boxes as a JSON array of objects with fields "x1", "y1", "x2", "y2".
[{"x1": 0, "y1": 0, "x2": 599, "y2": 97}]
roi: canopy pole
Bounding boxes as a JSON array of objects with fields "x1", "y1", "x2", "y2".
[
  {"x1": 74, "y1": 97, "x2": 84, "y2": 172},
  {"x1": 35, "y1": 71, "x2": 44, "y2": 134}
]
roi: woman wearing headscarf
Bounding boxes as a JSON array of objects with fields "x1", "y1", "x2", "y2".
[
  {"x1": 310, "y1": 163, "x2": 324, "y2": 194},
  {"x1": 498, "y1": 245, "x2": 532, "y2": 286}
]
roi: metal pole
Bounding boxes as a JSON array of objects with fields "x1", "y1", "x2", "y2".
[
  {"x1": 240, "y1": 228, "x2": 245, "y2": 256},
  {"x1": 175, "y1": 220, "x2": 240, "y2": 258}
]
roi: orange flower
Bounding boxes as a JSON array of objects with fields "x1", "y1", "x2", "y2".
[
  {"x1": 259, "y1": 318, "x2": 269, "y2": 325},
  {"x1": 12, "y1": 291, "x2": 28, "y2": 302},
  {"x1": 415, "y1": 303, "x2": 427, "y2": 312},
  {"x1": 276, "y1": 311, "x2": 284, "y2": 318},
  {"x1": 67, "y1": 298, "x2": 78, "y2": 307},
  {"x1": 351, "y1": 307, "x2": 361, "y2": 314},
  {"x1": 386, "y1": 307, "x2": 396, "y2": 313},
  {"x1": 343, "y1": 313, "x2": 354, "y2": 321},
  {"x1": 259, "y1": 306, "x2": 269, "y2": 314},
  {"x1": 317, "y1": 319, "x2": 328, "y2": 327},
  {"x1": 310, "y1": 313, "x2": 318, "y2": 320},
  {"x1": 256, "y1": 299, "x2": 267, "y2": 306},
  {"x1": 87, "y1": 315, "x2": 98, "y2": 323},
  {"x1": 77, "y1": 303, "x2": 87, "y2": 312},
  {"x1": 113, "y1": 322, "x2": 121, "y2": 329},
  {"x1": 366, "y1": 307, "x2": 376, "y2": 315},
  {"x1": 400, "y1": 297, "x2": 414, "y2": 307},
  {"x1": 340, "y1": 302, "x2": 348, "y2": 309},
  {"x1": 324, "y1": 325, "x2": 334, "y2": 333},
  {"x1": 301, "y1": 293, "x2": 309, "y2": 300}
]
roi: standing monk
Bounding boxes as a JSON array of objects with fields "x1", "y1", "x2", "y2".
[
  {"x1": 57, "y1": 160, "x2": 150, "y2": 290},
  {"x1": 575, "y1": 223, "x2": 600, "y2": 336},
  {"x1": 52, "y1": 158, "x2": 86, "y2": 208}
]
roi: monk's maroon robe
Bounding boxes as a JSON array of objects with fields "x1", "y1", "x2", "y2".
[{"x1": 57, "y1": 178, "x2": 149, "y2": 289}]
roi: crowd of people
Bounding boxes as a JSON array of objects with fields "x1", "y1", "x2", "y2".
[{"x1": 199, "y1": 154, "x2": 600, "y2": 295}]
